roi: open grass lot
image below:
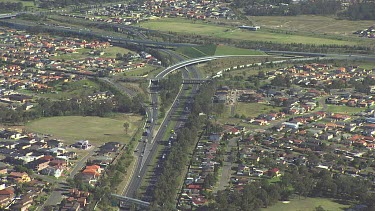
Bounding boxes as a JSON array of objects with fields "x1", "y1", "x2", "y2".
[
  {"x1": 25, "y1": 115, "x2": 142, "y2": 145},
  {"x1": 125, "y1": 65, "x2": 162, "y2": 77},
  {"x1": 263, "y1": 197, "x2": 350, "y2": 211},
  {"x1": 339, "y1": 60, "x2": 375, "y2": 70},
  {"x1": 0, "y1": 0, "x2": 35, "y2": 7},
  {"x1": 51, "y1": 46, "x2": 133, "y2": 60},
  {"x1": 215, "y1": 45, "x2": 265, "y2": 56},
  {"x1": 235, "y1": 102, "x2": 279, "y2": 118},
  {"x1": 220, "y1": 29, "x2": 358, "y2": 46},
  {"x1": 33, "y1": 79, "x2": 100, "y2": 100},
  {"x1": 251, "y1": 15, "x2": 374, "y2": 37},
  {"x1": 176, "y1": 45, "x2": 217, "y2": 58},
  {"x1": 138, "y1": 18, "x2": 227, "y2": 35},
  {"x1": 137, "y1": 18, "x2": 363, "y2": 46},
  {"x1": 102, "y1": 46, "x2": 134, "y2": 58},
  {"x1": 326, "y1": 105, "x2": 366, "y2": 114}
]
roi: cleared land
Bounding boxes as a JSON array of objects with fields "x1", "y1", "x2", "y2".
[
  {"x1": 263, "y1": 197, "x2": 350, "y2": 211},
  {"x1": 25, "y1": 115, "x2": 142, "y2": 145},
  {"x1": 326, "y1": 105, "x2": 366, "y2": 114},
  {"x1": 234, "y1": 102, "x2": 279, "y2": 118},
  {"x1": 215, "y1": 45, "x2": 265, "y2": 56},
  {"x1": 137, "y1": 18, "x2": 363, "y2": 46},
  {"x1": 176, "y1": 45, "x2": 217, "y2": 58},
  {"x1": 51, "y1": 46, "x2": 133, "y2": 60},
  {"x1": 250, "y1": 15, "x2": 374, "y2": 37},
  {"x1": 125, "y1": 65, "x2": 163, "y2": 77},
  {"x1": 26, "y1": 79, "x2": 100, "y2": 100},
  {"x1": 0, "y1": 0, "x2": 34, "y2": 7}
]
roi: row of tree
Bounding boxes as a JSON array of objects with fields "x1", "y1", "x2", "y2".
[
  {"x1": 0, "y1": 2, "x2": 23, "y2": 13},
  {"x1": 202, "y1": 165, "x2": 375, "y2": 210},
  {"x1": 150, "y1": 82, "x2": 220, "y2": 210},
  {"x1": 158, "y1": 73, "x2": 183, "y2": 109},
  {"x1": 0, "y1": 78, "x2": 145, "y2": 125},
  {"x1": 244, "y1": 0, "x2": 341, "y2": 16},
  {"x1": 339, "y1": 2, "x2": 375, "y2": 20}
]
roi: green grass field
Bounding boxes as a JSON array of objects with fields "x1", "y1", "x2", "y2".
[
  {"x1": 176, "y1": 44, "x2": 217, "y2": 58},
  {"x1": 125, "y1": 65, "x2": 162, "y2": 77},
  {"x1": 36, "y1": 79, "x2": 100, "y2": 100},
  {"x1": 25, "y1": 115, "x2": 142, "y2": 145},
  {"x1": 250, "y1": 15, "x2": 374, "y2": 37},
  {"x1": 263, "y1": 197, "x2": 350, "y2": 211},
  {"x1": 0, "y1": 0, "x2": 35, "y2": 7},
  {"x1": 137, "y1": 18, "x2": 363, "y2": 46},
  {"x1": 214, "y1": 45, "x2": 265, "y2": 56},
  {"x1": 51, "y1": 46, "x2": 133, "y2": 60},
  {"x1": 235, "y1": 102, "x2": 279, "y2": 118},
  {"x1": 326, "y1": 105, "x2": 366, "y2": 114}
]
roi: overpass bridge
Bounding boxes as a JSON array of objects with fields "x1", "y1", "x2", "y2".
[
  {"x1": 112, "y1": 194, "x2": 150, "y2": 208},
  {"x1": 0, "y1": 14, "x2": 17, "y2": 19}
]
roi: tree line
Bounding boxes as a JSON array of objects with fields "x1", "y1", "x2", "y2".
[
  {"x1": 150, "y1": 82, "x2": 221, "y2": 210},
  {"x1": 243, "y1": 0, "x2": 341, "y2": 16},
  {"x1": 158, "y1": 72, "x2": 183, "y2": 110},
  {"x1": 0, "y1": 2, "x2": 23, "y2": 13},
  {"x1": 339, "y1": 2, "x2": 375, "y2": 20},
  {"x1": 200, "y1": 166, "x2": 375, "y2": 210},
  {"x1": 0, "y1": 78, "x2": 144, "y2": 125}
]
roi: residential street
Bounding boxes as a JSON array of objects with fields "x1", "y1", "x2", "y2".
[
  {"x1": 215, "y1": 137, "x2": 239, "y2": 192},
  {"x1": 69, "y1": 148, "x2": 96, "y2": 178},
  {"x1": 37, "y1": 148, "x2": 96, "y2": 211}
]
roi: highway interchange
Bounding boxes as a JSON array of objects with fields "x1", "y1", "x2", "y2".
[{"x1": 3, "y1": 11, "x2": 375, "y2": 210}]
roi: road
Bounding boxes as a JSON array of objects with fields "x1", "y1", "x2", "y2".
[
  {"x1": 216, "y1": 137, "x2": 239, "y2": 192},
  {"x1": 124, "y1": 69, "x2": 194, "y2": 199},
  {"x1": 37, "y1": 148, "x2": 95, "y2": 211},
  {"x1": 69, "y1": 148, "x2": 96, "y2": 178}
]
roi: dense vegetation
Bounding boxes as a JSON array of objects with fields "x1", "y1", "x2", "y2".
[
  {"x1": 158, "y1": 72, "x2": 183, "y2": 113},
  {"x1": 0, "y1": 78, "x2": 144, "y2": 124},
  {"x1": 244, "y1": 0, "x2": 341, "y2": 16},
  {"x1": 200, "y1": 166, "x2": 375, "y2": 211},
  {"x1": 339, "y1": 2, "x2": 375, "y2": 20},
  {"x1": 234, "y1": 0, "x2": 375, "y2": 20},
  {"x1": 0, "y1": 2, "x2": 23, "y2": 13}
]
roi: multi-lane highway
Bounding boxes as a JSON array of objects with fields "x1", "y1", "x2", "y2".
[{"x1": 122, "y1": 57, "x2": 198, "y2": 202}]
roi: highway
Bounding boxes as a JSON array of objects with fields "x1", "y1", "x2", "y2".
[
  {"x1": 123, "y1": 62, "x2": 195, "y2": 200},
  {"x1": 116, "y1": 22, "x2": 202, "y2": 206}
]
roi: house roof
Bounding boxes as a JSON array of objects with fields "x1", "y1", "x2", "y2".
[
  {"x1": 9, "y1": 172, "x2": 28, "y2": 178},
  {"x1": 85, "y1": 165, "x2": 100, "y2": 170},
  {"x1": 187, "y1": 184, "x2": 202, "y2": 189},
  {"x1": 0, "y1": 187, "x2": 14, "y2": 196}
]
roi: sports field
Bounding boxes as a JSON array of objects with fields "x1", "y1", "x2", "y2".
[
  {"x1": 263, "y1": 197, "x2": 350, "y2": 211},
  {"x1": 25, "y1": 115, "x2": 142, "y2": 145},
  {"x1": 137, "y1": 18, "x2": 363, "y2": 46}
]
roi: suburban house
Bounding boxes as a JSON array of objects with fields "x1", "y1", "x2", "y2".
[
  {"x1": 8, "y1": 172, "x2": 31, "y2": 183},
  {"x1": 0, "y1": 187, "x2": 14, "y2": 208}
]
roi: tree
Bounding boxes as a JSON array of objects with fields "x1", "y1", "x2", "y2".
[{"x1": 123, "y1": 122, "x2": 130, "y2": 134}]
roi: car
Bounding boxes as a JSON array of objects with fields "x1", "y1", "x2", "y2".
[
  {"x1": 134, "y1": 149, "x2": 139, "y2": 152},
  {"x1": 137, "y1": 175, "x2": 140, "y2": 178}
]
